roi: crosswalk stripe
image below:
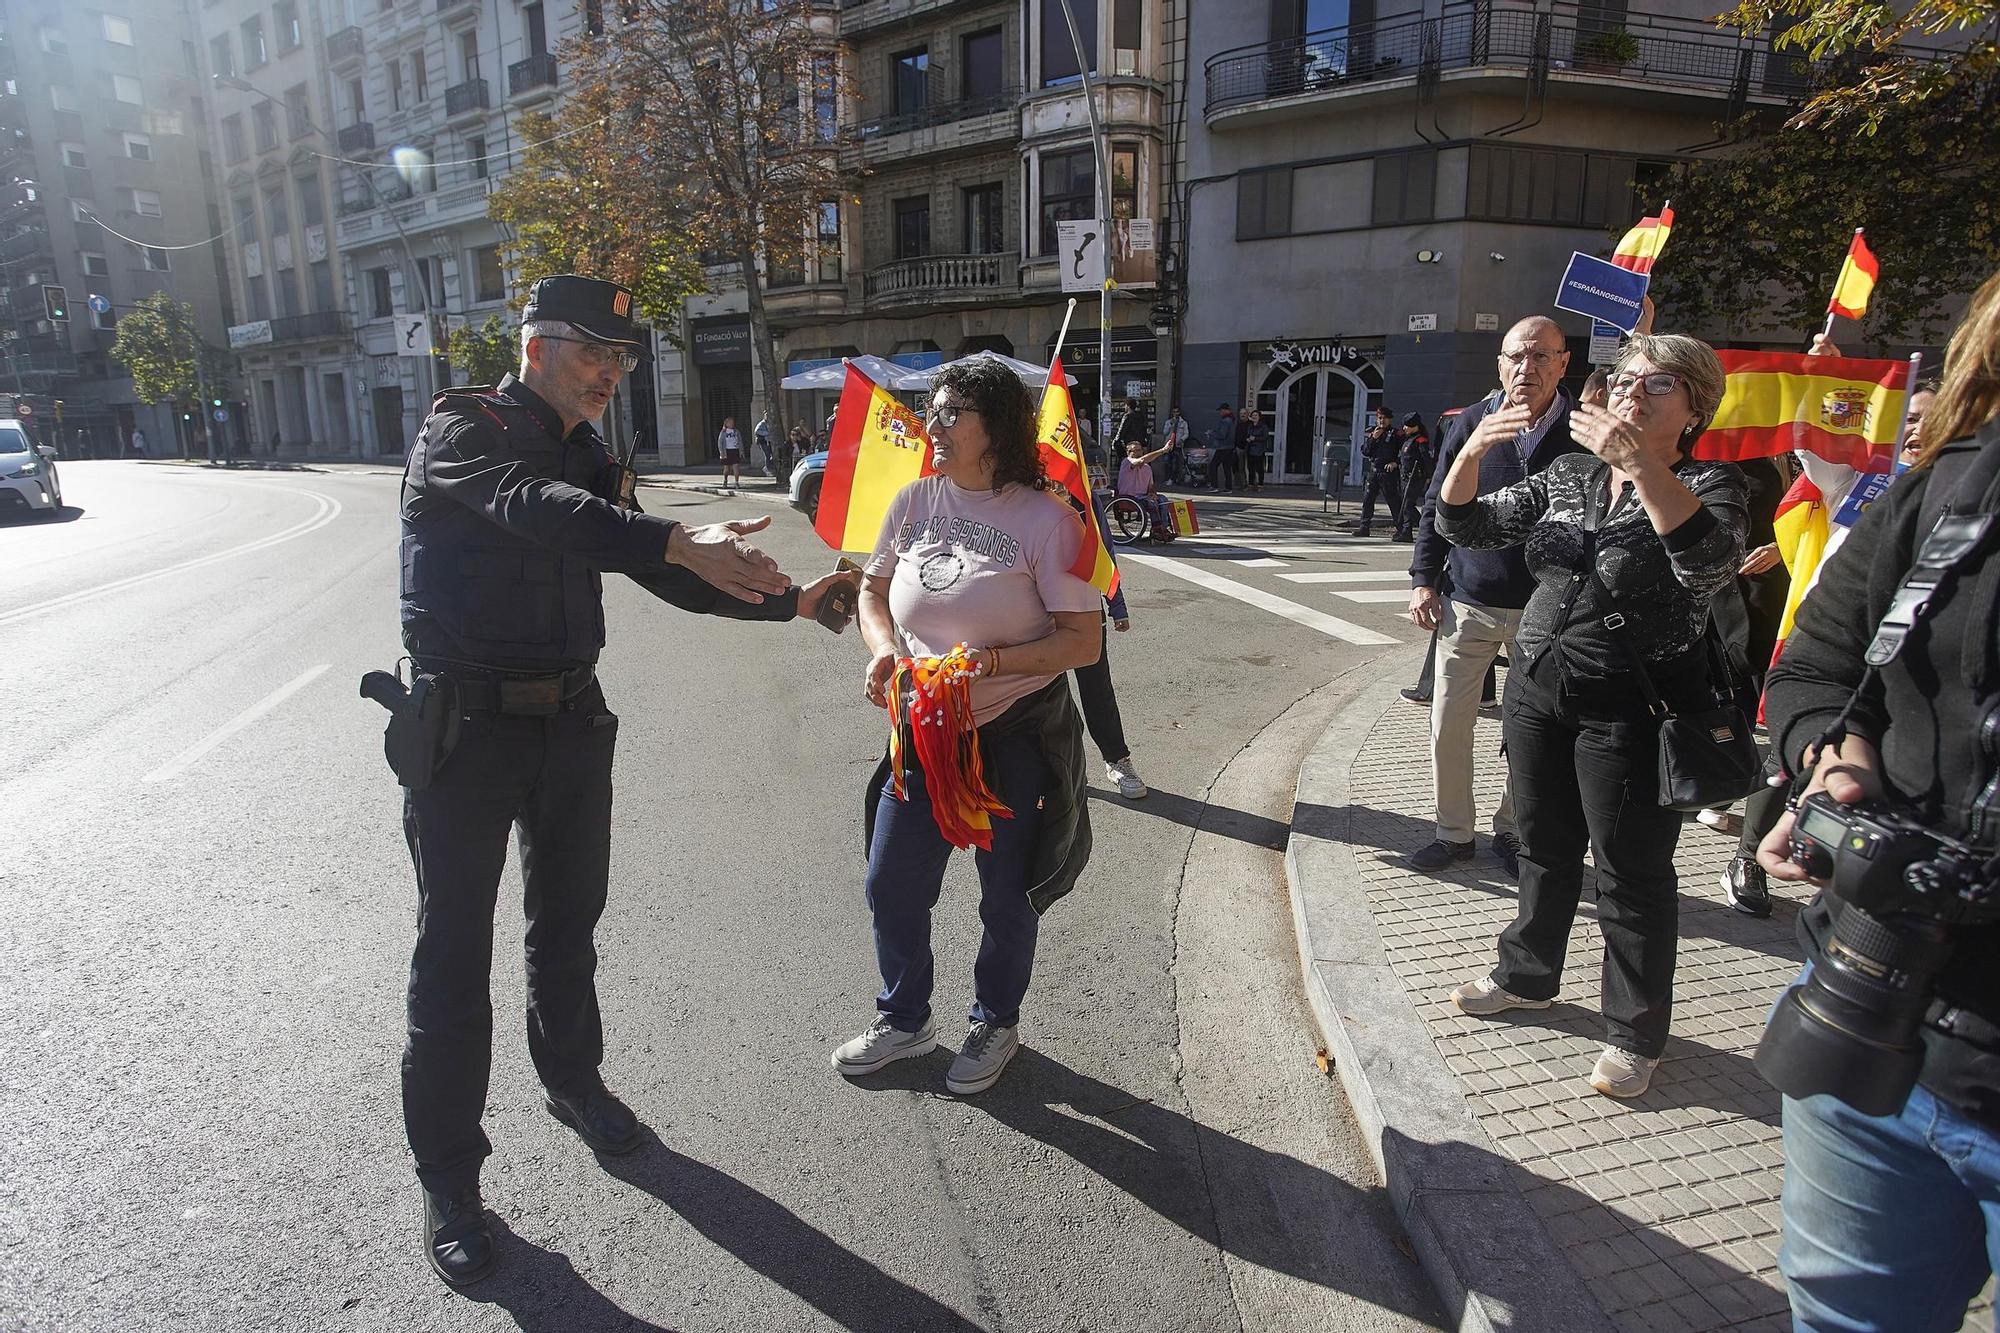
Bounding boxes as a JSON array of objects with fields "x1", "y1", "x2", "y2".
[
  {"x1": 1279, "y1": 570, "x2": 1410, "y2": 584},
  {"x1": 1329, "y1": 589, "x2": 1412, "y2": 604},
  {"x1": 1231, "y1": 557, "x2": 1290, "y2": 568},
  {"x1": 1121, "y1": 552, "x2": 1400, "y2": 646}
]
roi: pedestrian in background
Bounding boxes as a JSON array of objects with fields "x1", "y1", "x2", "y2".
[
  {"x1": 755, "y1": 412, "x2": 773, "y2": 476},
  {"x1": 1392, "y1": 412, "x2": 1435, "y2": 541},
  {"x1": 1207, "y1": 403, "x2": 1239, "y2": 492},
  {"x1": 1357, "y1": 406, "x2": 1402, "y2": 536},
  {"x1": 1241, "y1": 408, "x2": 1272, "y2": 490},
  {"x1": 130, "y1": 427, "x2": 147, "y2": 458},
  {"x1": 1441, "y1": 333, "x2": 1747, "y2": 1099},
  {"x1": 717, "y1": 416, "x2": 743, "y2": 490},
  {"x1": 1080, "y1": 501, "x2": 1149, "y2": 798},
  {"x1": 1161, "y1": 405, "x2": 1190, "y2": 485}
]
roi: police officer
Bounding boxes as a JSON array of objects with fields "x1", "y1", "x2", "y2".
[{"x1": 396, "y1": 275, "x2": 852, "y2": 1287}]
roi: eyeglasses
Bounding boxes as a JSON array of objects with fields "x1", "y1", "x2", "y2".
[
  {"x1": 1499, "y1": 348, "x2": 1564, "y2": 368},
  {"x1": 925, "y1": 402, "x2": 982, "y2": 428},
  {"x1": 537, "y1": 335, "x2": 640, "y2": 374},
  {"x1": 1608, "y1": 371, "x2": 1687, "y2": 398}
]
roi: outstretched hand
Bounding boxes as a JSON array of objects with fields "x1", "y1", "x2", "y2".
[
  {"x1": 669, "y1": 516, "x2": 792, "y2": 604},
  {"x1": 798, "y1": 567, "x2": 861, "y2": 629},
  {"x1": 1570, "y1": 402, "x2": 1649, "y2": 473}
]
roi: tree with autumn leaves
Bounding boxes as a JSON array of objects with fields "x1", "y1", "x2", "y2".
[{"x1": 487, "y1": 0, "x2": 842, "y2": 445}]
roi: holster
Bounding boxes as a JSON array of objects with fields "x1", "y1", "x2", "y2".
[{"x1": 360, "y1": 669, "x2": 462, "y2": 789}]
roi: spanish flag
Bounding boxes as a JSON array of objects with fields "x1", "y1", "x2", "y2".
[
  {"x1": 1765, "y1": 474, "x2": 1831, "y2": 699},
  {"x1": 1035, "y1": 354, "x2": 1120, "y2": 599},
  {"x1": 1697, "y1": 350, "x2": 1912, "y2": 474},
  {"x1": 1610, "y1": 205, "x2": 1674, "y2": 276},
  {"x1": 1827, "y1": 230, "x2": 1880, "y2": 322},
  {"x1": 814, "y1": 361, "x2": 934, "y2": 552}
]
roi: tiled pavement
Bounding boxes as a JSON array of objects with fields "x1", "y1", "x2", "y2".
[{"x1": 1340, "y1": 680, "x2": 1995, "y2": 1333}]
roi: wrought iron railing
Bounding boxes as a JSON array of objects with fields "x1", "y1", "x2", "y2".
[
  {"x1": 849, "y1": 86, "x2": 1018, "y2": 141},
  {"x1": 336, "y1": 121, "x2": 375, "y2": 151},
  {"x1": 445, "y1": 78, "x2": 488, "y2": 116},
  {"x1": 863, "y1": 251, "x2": 1016, "y2": 305},
  {"x1": 508, "y1": 52, "x2": 557, "y2": 97},
  {"x1": 268, "y1": 311, "x2": 351, "y2": 341},
  {"x1": 326, "y1": 25, "x2": 363, "y2": 63}
]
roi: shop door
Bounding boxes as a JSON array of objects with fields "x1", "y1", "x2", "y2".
[{"x1": 1275, "y1": 368, "x2": 1360, "y2": 483}]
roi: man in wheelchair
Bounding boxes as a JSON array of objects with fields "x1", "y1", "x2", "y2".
[{"x1": 1114, "y1": 437, "x2": 1177, "y2": 542}]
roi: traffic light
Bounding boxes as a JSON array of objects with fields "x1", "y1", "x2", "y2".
[
  {"x1": 41, "y1": 284, "x2": 67, "y2": 322},
  {"x1": 211, "y1": 397, "x2": 222, "y2": 408}
]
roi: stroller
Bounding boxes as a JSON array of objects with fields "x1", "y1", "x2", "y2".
[{"x1": 1181, "y1": 442, "x2": 1213, "y2": 488}]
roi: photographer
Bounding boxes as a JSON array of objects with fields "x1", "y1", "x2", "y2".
[{"x1": 1758, "y1": 266, "x2": 2000, "y2": 1330}]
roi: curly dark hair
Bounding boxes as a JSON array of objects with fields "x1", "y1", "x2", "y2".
[{"x1": 930, "y1": 357, "x2": 1047, "y2": 492}]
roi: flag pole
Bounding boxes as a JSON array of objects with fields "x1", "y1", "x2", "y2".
[{"x1": 1890, "y1": 351, "x2": 1924, "y2": 469}]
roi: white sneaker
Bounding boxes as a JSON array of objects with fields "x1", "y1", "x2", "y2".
[
  {"x1": 831, "y1": 1015, "x2": 937, "y2": 1077},
  {"x1": 1590, "y1": 1046, "x2": 1660, "y2": 1098},
  {"x1": 1695, "y1": 806, "x2": 1742, "y2": 835},
  {"x1": 1107, "y1": 757, "x2": 1148, "y2": 799},
  {"x1": 945, "y1": 1021, "x2": 1020, "y2": 1095},
  {"x1": 1449, "y1": 974, "x2": 1553, "y2": 1016}
]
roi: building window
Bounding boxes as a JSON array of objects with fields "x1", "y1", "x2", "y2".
[
  {"x1": 210, "y1": 33, "x2": 234, "y2": 79},
  {"x1": 91, "y1": 305, "x2": 117, "y2": 332},
  {"x1": 71, "y1": 199, "x2": 95, "y2": 222},
  {"x1": 525, "y1": 3, "x2": 547, "y2": 56},
  {"x1": 39, "y1": 27, "x2": 68, "y2": 55},
  {"x1": 123, "y1": 133, "x2": 152, "y2": 160},
  {"x1": 472, "y1": 245, "x2": 504, "y2": 302},
  {"x1": 285, "y1": 84, "x2": 311, "y2": 139},
  {"x1": 962, "y1": 28, "x2": 1003, "y2": 99},
  {"x1": 892, "y1": 194, "x2": 930, "y2": 260},
  {"x1": 585, "y1": 0, "x2": 603, "y2": 36},
  {"x1": 1236, "y1": 167, "x2": 1292, "y2": 239},
  {"x1": 1040, "y1": 0, "x2": 1095, "y2": 86},
  {"x1": 263, "y1": 183, "x2": 290, "y2": 237},
  {"x1": 310, "y1": 258, "x2": 334, "y2": 311},
  {"x1": 296, "y1": 171, "x2": 324, "y2": 227},
  {"x1": 247, "y1": 273, "x2": 269, "y2": 320},
  {"x1": 813, "y1": 53, "x2": 836, "y2": 142},
  {"x1": 60, "y1": 143, "x2": 88, "y2": 169},
  {"x1": 112, "y1": 74, "x2": 143, "y2": 105},
  {"x1": 816, "y1": 199, "x2": 841, "y2": 281},
  {"x1": 1372, "y1": 149, "x2": 1436, "y2": 225},
  {"x1": 142, "y1": 246, "x2": 170, "y2": 271},
  {"x1": 274, "y1": 0, "x2": 301, "y2": 51},
  {"x1": 102, "y1": 14, "x2": 135, "y2": 45},
  {"x1": 388, "y1": 58, "x2": 404, "y2": 112},
  {"x1": 241, "y1": 16, "x2": 266, "y2": 67},
  {"x1": 233, "y1": 193, "x2": 255, "y2": 241},
  {"x1": 346, "y1": 77, "x2": 365, "y2": 120},
  {"x1": 369, "y1": 267, "x2": 394, "y2": 317},
  {"x1": 81, "y1": 252, "x2": 111, "y2": 277},
  {"x1": 412, "y1": 50, "x2": 429, "y2": 102},
  {"x1": 891, "y1": 48, "x2": 928, "y2": 116},
  {"x1": 49, "y1": 85, "x2": 77, "y2": 112},
  {"x1": 222, "y1": 113, "x2": 246, "y2": 162},
  {"x1": 466, "y1": 134, "x2": 487, "y2": 180},
  {"x1": 1112, "y1": 0, "x2": 1142, "y2": 66},
  {"x1": 1038, "y1": 146, "x2": 1093, "y2": 255},
  {"x1": 1111, "y1": 141, "x2": 1138, "y2": 219},
  {"x1": 253, "y1": 102, "x2": 278, "y2": 151},
  {"x1": 414, "y1": 257, "x2": 446, "y2": 306},
  {"x1": 129, "y1": 188, "x2": 163, "y2": 217},
  {"x1": 458, "y1": 30, "x2": 479, "y2": 81},
  {"x1": 1463, "y1": 145, "x2": 1649, "y2": 228},
  {"x1": 963, "y1": 183, "x2": 1004, "y2": 254}
]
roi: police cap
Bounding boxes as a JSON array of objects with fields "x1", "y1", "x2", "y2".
[{"x1": 523, "y1": 275, "x2": 647, "y2": 355}]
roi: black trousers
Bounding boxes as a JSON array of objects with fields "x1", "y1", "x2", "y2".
[
  {"x1": 1246, "y1": 452, "x2": 1269, "y2": 486},
  {"x1": 1072, "y1": 622, "x2": 1129, "y2": 764},
  {"x1": 401, "y1": 680, "x2": 620, "y2": 1195},
  {"x1": 1493, "y1": 658, "x2": 1686, "y2": 1058},
  {"x1": 1359, "y1": 466, "x2": 1402, "y2": 531},
  {"x1": 1211, "y1": 448, "x2": 1240, "y2": 491}
]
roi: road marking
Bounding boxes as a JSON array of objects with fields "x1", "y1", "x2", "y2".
[
  {"x1": 1230, "y1": 557, "x2": 1289, "y2": 568},
  {"x1": 1122, "y1": 552, "x2": 1400, "y2": 645},
  {"x1": 1329, "y1": 589, "x2": 1413, "y2": 604},
  {"x1": 1279, "y1": 570, "x2": 1410, "y2": 584},
  {"x1": 0, "y1": 489, "x2": 343, "y2": 628},
  {"x1": 142, "y1": 665, "x2": 331, "y2": 783}
]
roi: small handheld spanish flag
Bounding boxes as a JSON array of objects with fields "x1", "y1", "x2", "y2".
[
  {"x1": 1610, "y1": 203, "x2": 1674, "y2": 276},
  {"x1": 1827, "y1": 229, "x2": 1880, "y2": 322}
]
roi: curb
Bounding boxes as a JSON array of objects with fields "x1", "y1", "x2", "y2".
[
  {"x1": 1285, "y1": 668, "x2": 1615, "y2": 1333},
  {"x1": 639, "y1": 477, "x2": 794, "y2": 501}
]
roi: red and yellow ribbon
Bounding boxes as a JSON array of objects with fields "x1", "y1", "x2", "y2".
[{"x1": 887, "y1": 644, "x2": 1012, "y2": 850}]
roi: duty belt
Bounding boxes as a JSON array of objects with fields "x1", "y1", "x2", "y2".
[{"x1": 433, "y1": 663, "x2": 596, "y2": 716}]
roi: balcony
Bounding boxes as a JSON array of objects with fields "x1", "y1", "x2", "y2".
[
  {"x1": 508, "y1": 52, "x2": 557, "y2": 98},
  {"x1": 1202, "y1": 0, "x2": 1825, "y2": 124},
  {"x1": 437, "y1": 0, "x2": 479, "y2": 12},
  {"x1": 445, "y1": 77, "x2": 488, "y2": 117},
  {"x1": 326, "y1": 25, "x2": 363, "y2": 63},
  {"x1": 863, "y1": 251, "x2": 1016, "y2": 310},
  {"x1": 837, "y1": 0, "x2": 998, "y2": 36},
  {"x1": 843, "y1": 87, "x2": 1018, "y2": 168},
  {"x1": 337, "y1": 121, "x2": 376, "y2": 152},
  {"x1": 269, "y1": 310, "x2": 351, "y2": 342},
  {"x1": 0, "y1": 350, "x2": 80, "y2": 379}
]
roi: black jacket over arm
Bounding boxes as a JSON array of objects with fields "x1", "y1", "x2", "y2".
[{"x1": 1764, "y1": 422, "x2": 2000, "y2": 1129}]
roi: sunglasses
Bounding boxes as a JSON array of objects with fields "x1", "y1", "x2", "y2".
[
  {"x1": 538, "y1": 335, "x2": 640, "y2": 374},
  {"x1": 1608, "y1": 371, "x2": 1687, "y2": 398}
]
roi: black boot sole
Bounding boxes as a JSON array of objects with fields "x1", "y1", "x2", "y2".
[
  {"x1": 544, "y1": 1095, "x2": 646, "y2": 1156},
  {"x1": 422, "y1": 1205, "x2": 494, "y2": 1288}
]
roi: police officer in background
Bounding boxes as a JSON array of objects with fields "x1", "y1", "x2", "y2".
[{"x1": 395, "y1": 275, "x2": 853, "y2": 1287}]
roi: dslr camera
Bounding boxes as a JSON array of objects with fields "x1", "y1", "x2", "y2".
[{"x1": 1754, "y1": 790, "x2": 1999, "y2": 1114}]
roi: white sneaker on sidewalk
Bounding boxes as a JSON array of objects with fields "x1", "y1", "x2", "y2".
[
  {"x1": 1449, "y1": 974, "x2": 1553, "y2": 1016},
  {"x1": 1590, "y1": 1046, "x2": 1660, "y2": 1098},
  {"x1": 945, "y1": 1021, "x2": 1020, "y2": 1095},
  {"x1": 831, "y1": 1015, "x2": 937, "y2": 1077},
  {"x1": 1107, "y1": 757, "x2": 1148, "y2": 799}
]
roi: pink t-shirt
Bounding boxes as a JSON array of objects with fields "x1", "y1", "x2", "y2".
[
  {"x1": 1117, "y1": 458, "x2": 1154, "y2": 497},
  {"x1": 866, "y1": 476, "x2": 1103, "y2": 724}
]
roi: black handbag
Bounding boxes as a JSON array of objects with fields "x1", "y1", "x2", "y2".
[{"x1": 1584, "y1": 475, "x2": 1763, "y2": 813}]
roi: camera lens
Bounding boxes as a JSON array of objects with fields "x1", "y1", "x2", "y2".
[{"x1": 1755, "y1": 906, "x2": 1953, "y2": 1115}]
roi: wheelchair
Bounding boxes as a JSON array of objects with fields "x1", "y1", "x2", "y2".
[{"x1": 1102, "y1": 492, "x2": 1174, "y2": 546}]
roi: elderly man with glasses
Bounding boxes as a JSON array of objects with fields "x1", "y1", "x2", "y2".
[
  {"x1": 1406, "y1": 315, "x2": 1583, "y2": 876},
  {"x1": 392, "y1": 274, "x2": 856, "y2": 1289}
]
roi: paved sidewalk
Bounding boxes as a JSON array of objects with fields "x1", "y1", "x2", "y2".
[{"x1": 1288, "y1": 662, "x2": 1994, "y2": 1333}]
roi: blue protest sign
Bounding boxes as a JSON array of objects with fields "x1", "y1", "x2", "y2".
[
  {"x1": 1554, "y1": 253, "x2": 1649, "y2": 333},
  {"x1": 1833, "y1": 469, "x2": 1891, "y2": 528}
]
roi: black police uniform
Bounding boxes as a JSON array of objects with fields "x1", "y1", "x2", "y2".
[{"x1": 397, "y1": 288, "x2": 798, "y2": 1198}]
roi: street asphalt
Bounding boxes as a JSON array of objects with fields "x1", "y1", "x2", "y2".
[{"x1": 0, "y1": 461, "x2": 1444, "y2": 1333}]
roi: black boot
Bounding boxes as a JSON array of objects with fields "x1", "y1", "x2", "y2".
[
  {"x1": 545, "y1": 1082, "x2": 647, "y2": 1155},
  {"x1": 423, "y1": 1186, "x2": 494, "y2": 1287}
]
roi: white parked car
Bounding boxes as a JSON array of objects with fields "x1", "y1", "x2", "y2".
[{"x1": 0, "y1": 420, "x2": 61, "y2": 517}]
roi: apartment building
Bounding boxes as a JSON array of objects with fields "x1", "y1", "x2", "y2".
[
  {"x1": 0, "y1": 0, "x2": 229, "y2": 454},
  {"x1": 1177, "y1": 0, "x2": 1830, "y2": 485}
]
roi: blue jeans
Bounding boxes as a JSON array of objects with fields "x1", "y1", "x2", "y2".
[
  {"x1": 864, "y1": 729, "x2": 1046, "y2": 1033},
  {"x1": 1782, "y1": 1083, "x2": 2000, "y2": 1331}
]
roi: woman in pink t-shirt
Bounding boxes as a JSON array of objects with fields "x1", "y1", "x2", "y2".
[{"x1": 833, "y1": 358, "x2": 1103, "y2": 1096}]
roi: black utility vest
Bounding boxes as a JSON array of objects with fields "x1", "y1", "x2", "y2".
[{"x1": 399, "y1": 387, "x2": 615, "y2": 668}]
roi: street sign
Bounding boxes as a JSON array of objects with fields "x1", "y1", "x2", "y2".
[
  {"x1": 213, "y1": 407, "x2": 230, "y2": 424},
  {"x1": 1408, "y1": 313, "x2": 1438, "y2": 332},
  {"x1": 394, "y1": 314, "x2": 434, "y2": 357},
  {"x1": 1589, "y1": 320, "x2": 1624, "y2": 366},
  {"x1": 1055, "y1": 219, "x2": 1105, "y2": 294},
  {"x1": 15, "y1": 402, "x2": 32, "y2": 417},
  {"x1": 88, "y1": 294, "x2": 110, "y2": 315}
]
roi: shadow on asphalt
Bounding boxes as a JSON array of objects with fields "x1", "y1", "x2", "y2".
[
  {"x1": 1085, "y1": 784, "x2": 1291, "y2": 850},
  {"x1": 597, "y1": 1145, "x2": 985, "y2": 1331},
  {"x1": 465, "y1": 1213, "x2": 678, "y2": 1330},
  {"x1": 0, "y1": 503, "x2": 84, "y2": 524}
]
